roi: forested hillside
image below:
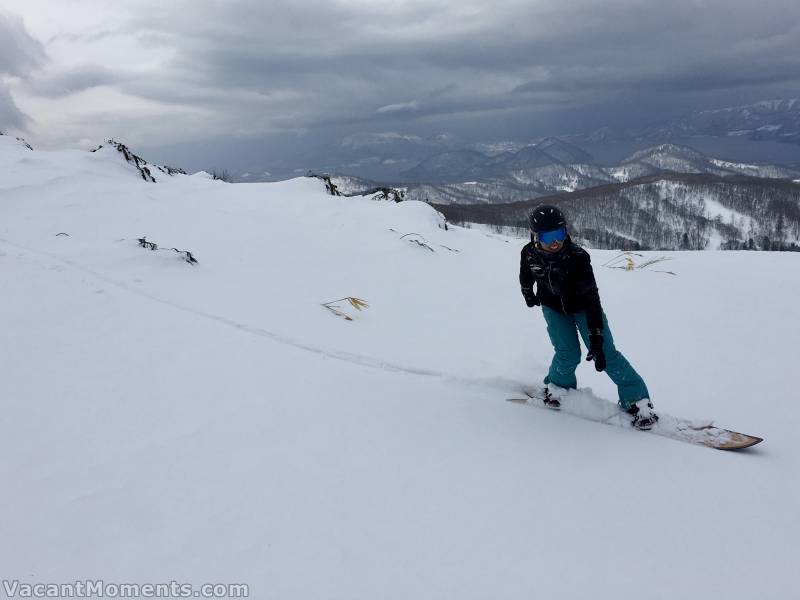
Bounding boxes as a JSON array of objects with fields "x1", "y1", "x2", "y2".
[{"x1": 436, "y1": 174, "x2": 800, "y2": 250}]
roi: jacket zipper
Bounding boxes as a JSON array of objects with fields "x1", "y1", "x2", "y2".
[{"x1": 547, "y1": 263, "x2": 568, "y2": 314}]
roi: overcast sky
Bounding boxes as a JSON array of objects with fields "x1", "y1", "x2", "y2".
[{"x1": 2, "y1": 0, "x2": 800, "y2": 168}]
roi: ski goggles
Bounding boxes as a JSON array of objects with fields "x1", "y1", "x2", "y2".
[{"x1": 537, "y1": 227, "x2": 567, "y2": 245}]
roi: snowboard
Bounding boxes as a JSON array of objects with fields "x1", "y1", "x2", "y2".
[{"x1": 507, "y1": 389, "x2": 763, "y2": 451}]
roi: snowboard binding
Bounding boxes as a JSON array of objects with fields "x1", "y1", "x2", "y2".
[
  {"x1": 626, "y1": 399, "x2": 659, "y2": 431},
  {"x1": 541, "y1": 387, "x2": 562, "y2": 410}
]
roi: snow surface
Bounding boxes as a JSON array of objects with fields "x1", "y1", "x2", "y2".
[{"x1": 1, "y1": 135, "x2": 799, "y2": 599}]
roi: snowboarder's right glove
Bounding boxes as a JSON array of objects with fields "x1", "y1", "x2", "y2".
[
  {"x1": 521, "y1": 286, "x2": 539, "y2": 307},
  {"x1": 586, "y1": 332, "x2": 606, "y2": 372}
]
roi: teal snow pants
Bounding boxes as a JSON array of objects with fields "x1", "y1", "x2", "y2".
[{"x1": 541, "y1": 306, "x2": 649, "y2": 410}]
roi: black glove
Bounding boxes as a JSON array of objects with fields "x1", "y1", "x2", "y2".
[
  {"x1": 586, "y1": 332, "x2": 606, "y2": 372},
  {"x1": 521, "y1": 287, "x2": 539, "y2": 308}
]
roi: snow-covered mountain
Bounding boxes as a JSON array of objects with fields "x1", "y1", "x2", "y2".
[
  {"x1": 579, "y1": 98, "x2": 800, "y2": 145},
  {"x1": 642, "y1": 98, "x2": 800, "y2": 143},
  {"x1": 610, "y1": 143, "x2": 800, "y2": 182},
  {"x1": 1, "y1": 133, "x2": 798, "y2": 598},
  {"x1": 438, "y1": 172, "x2": 800, "y2": 251},
  {"x1": 335, "y1": 142, "x2": 800, "y2": 205},
  {"x1": 507, "y1": 136, "x2": 594, "y2": 167},
  {"x1": 400, "y1": 149, "x2": 498, "y2": 182},
  {"x1": 400, "y1": 136, "x2": 596, "y2": 183}
]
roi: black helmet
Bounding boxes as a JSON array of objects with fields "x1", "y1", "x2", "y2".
[{"x1": 529, "y1": 205, "x2": 566, "y2": 233}]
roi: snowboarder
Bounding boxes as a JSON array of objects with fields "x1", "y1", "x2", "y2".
[{"x1": 519, "y1": 205, "x2": 658, "y2": 430}]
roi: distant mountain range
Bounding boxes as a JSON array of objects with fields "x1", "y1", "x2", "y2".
[
  {"x1": 227, "y1": 98, "x2": 800, "y2": 190},
  {"x1": 241, "y1": 98, "x2": 800, "y2": 183},
  {"x1": 433, "y1": 173, "x2": 800, "y2": 251},
  {"x1": 574, "y1": 98, "x2": 800, "y2": 145},
  {"x1": 410, "y1": 97, "x2": 800, "y2": 251},
  {"x1": 400, "y1": 137, "x2": 595, "y2": 183},
  {"x1": 331, "y1": 142, "x2": 800, "y2": 205}
]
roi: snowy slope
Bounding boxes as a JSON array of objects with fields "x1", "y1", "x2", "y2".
[{"x1": 1, "y1": 136, "x2": 799, "y2": 599}]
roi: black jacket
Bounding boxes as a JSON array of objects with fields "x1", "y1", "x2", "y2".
[{"x1": 519, "y1": 237, "x2": 604, "y2": 333}]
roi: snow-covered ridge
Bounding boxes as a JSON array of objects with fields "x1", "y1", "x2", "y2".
[
  {"x1": 0, "y1": 130, "x2": 34, "y2": 151},
  {"x1": 574, "y1": 98, "x2": 800, "y2": 145},
  {"x1": 337, "y1": 141, "x2": 800, "y2": 205},
  {"x1": 614, "y1": 143, "x2": 799, "y2": 181},
  {"x1": 0, "y1": 134, "x2": 189, "y2": 188},
  {"x1": 699, "y1": 97, "x2": 799, "y2": 115},
  {"x1": 90, "y1": 139, "x2": 187, "y2": 182},
  {"x1": 437, "y1": 171, "x2": 800, "y2": 251}
]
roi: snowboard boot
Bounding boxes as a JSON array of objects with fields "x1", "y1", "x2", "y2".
[{"x1": 626, "y1": 399, "x2": 659, "y2": 430}]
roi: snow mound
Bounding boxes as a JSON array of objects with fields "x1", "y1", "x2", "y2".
[
  {"x1": 0, "y1": 132, "x2": 33, "y2": 151},
  {"x1": 90, "y1": 139, "x2": 187, "y2": 182}
]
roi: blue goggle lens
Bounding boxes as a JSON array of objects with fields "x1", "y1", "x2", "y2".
[{"x1": 538, "y1": 227, "x2": 567, "y2": 245}]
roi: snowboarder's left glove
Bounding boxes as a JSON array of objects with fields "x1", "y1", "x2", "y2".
[
  {"x1": 521, "y1": 286, "x2": 539, "y2": 307},
  {"x1": 586, "y1": 332, "x2": 606, "y2": 372}
]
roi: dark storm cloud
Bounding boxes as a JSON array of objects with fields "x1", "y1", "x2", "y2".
[
  {"x1": 0, "y1": 12, "x2": 45, "y2": 129},
  {"x1": 105, "y1": 0, "x2": 800, "y2": 139},
  {"x1": 512, "y1": 56, "x2": 800, "y2": 95},
  {"x1": 7, "y1": 0, "x2": 800, "y2": 148}
]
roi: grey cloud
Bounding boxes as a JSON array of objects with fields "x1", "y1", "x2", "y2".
[
  {"x1": 11, "y1": 0, "x2": 800, "y2": 153},
  {"x1": 114, "y1": 0, "x2": 800, "y2": 130},
  {"x1": 0, "y1": 84, "x2": 29, "y2": 130},
  {"x1": 27, "y1": 64, "x2": 123, "y2": 97},
  {"x1": 0, "y1": 12, "x2": 46, "y2": 130},
  {"x1": 513, "y1": 57, "x2": 800, "y2": 96},
  {"x1": 0, "y1": 12, "x2": 46, "y2": 76},
  {"x1": 46, "y1": 27, "x2": 129, "y2": 46}
]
